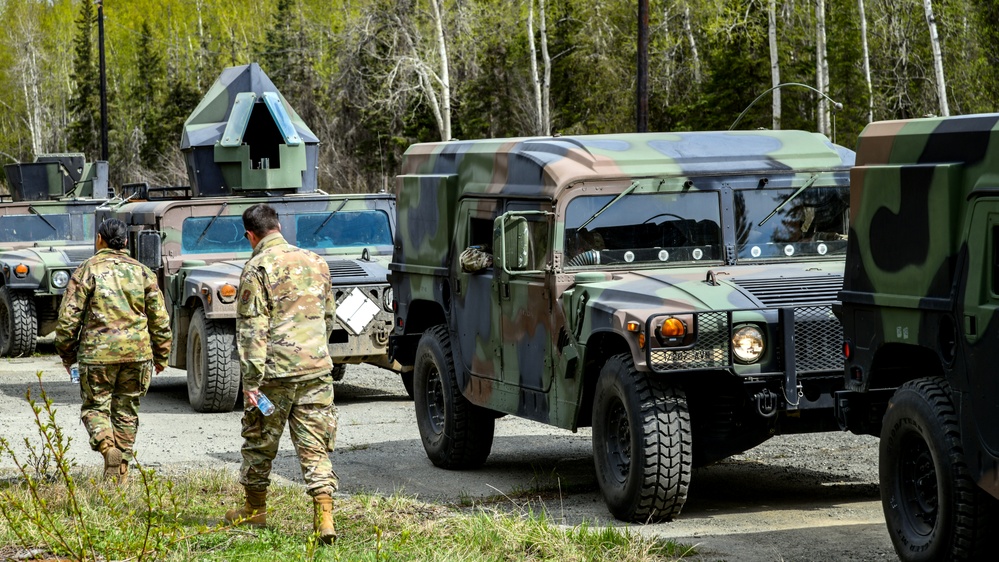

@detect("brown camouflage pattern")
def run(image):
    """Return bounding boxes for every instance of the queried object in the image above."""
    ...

[78,361,153,462]
[54,248,172,369]
[236,232,336,390]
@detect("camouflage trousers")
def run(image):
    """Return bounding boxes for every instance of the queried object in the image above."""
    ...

[239,374,339,497]
[79,361,153,463]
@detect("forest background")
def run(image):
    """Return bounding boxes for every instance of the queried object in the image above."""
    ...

[1,0,997,193]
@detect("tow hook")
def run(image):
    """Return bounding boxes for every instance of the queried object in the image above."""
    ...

[754,388,779,418]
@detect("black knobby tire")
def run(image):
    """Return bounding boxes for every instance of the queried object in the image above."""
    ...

[880,377,999,562]
[331,363,347,382]
[0,286,37,357]
[186,308,240,413]
[592,353,692,522]
[401,372,414,400]
[413,325,494,469]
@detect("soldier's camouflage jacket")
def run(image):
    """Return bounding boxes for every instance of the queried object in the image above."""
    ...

[237,232,336,390]
[55,248,171,368]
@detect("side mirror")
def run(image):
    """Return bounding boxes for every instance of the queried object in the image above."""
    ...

[136,230,162,270]
[504,216,530,270]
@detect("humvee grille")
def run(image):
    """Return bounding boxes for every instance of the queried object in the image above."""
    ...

[329,261,366,278]
[793,305,843,372]
[648,311,732,371]
[730,275,842,307]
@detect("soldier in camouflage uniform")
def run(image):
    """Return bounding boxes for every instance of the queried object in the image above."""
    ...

[54,218,172,484]
[224,203,339,545]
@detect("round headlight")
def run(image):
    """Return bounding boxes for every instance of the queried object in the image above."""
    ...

[732,325,764,363]
[52,270,70,288]
[381,286,394,312]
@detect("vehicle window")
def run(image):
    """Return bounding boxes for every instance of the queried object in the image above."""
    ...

[181,216,251,254]
[735,186,849,261]
[296,210,393,250]
[0,214,73,243]
[564,191,721,267]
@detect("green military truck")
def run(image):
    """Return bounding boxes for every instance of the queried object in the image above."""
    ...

[836,114,999,560]
[101,63,400,413]
[0,154,109,356]
[389,131,855,521]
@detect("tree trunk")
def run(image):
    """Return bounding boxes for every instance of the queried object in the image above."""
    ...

[527,0,543,135]
[430,0,452,140]
[768,0,781,130]
[923,0,950,116]
[858,0,874,123]
[539,0,552,135]
[815,0,829,135]
[683,4,701,84]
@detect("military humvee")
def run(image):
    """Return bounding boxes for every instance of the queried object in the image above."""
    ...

[101,63,400,413]
[0,154,109,356]
[836,114,999,560]
[389,131,855,521]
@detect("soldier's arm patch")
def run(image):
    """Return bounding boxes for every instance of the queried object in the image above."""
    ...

[240,288,252,305]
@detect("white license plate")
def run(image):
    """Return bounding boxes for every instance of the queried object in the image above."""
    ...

[661,349,710,363]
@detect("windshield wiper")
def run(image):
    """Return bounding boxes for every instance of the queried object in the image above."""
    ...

[195,202,228,245]
[313,199,350,235]
[28,205,57,231]
[576,181,640,232]
[758,174,819,227]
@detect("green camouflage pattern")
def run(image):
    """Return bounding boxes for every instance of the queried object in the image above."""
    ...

[837,113,999,501]
[54,248,172,369]
[238,374,338,496]
[78,360,153,463]
[392,130,855,464]
[237,232,336,390]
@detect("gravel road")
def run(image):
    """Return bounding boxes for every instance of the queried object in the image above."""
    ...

[0,345,898,561]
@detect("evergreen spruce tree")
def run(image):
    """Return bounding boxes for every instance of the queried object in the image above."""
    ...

[68,0,99,158]
[134,21,167,169]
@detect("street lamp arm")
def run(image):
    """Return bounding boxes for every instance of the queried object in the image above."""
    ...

[729,82,843,131]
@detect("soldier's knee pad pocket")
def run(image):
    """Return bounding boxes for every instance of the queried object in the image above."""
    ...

[241,409,264,440]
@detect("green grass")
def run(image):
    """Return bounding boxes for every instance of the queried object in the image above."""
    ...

[0,467,689,561]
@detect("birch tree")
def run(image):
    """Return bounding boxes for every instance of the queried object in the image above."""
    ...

[922,0,949,116]
[683,3,701,85]
[858,0,873,123]
[815,0,830,135]
[768,0,780,130]
[527,0,543,134]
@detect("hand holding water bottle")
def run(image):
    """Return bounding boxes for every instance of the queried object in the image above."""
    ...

[247,389,275,416]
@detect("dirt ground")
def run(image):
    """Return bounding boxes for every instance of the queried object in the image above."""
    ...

[0,346,898,561]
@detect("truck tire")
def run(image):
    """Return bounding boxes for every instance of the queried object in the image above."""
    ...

[880,377,999,562]
[414,325,494,469]
[331,363,347,381]
[0,286,36,357]
[401,372,414,399]
[186,308,240,413]
[592,353,692,522]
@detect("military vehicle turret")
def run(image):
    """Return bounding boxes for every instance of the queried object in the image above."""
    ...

[0,154,109,356]
[101,63,400,412]
[389,131,855,522]
[836,114,999,560]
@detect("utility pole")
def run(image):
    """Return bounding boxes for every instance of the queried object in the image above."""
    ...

[97,0,109,161]
[637,0,649,132]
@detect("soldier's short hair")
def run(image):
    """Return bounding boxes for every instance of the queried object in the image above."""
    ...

[98,218,127,250]
[243,204,280,237]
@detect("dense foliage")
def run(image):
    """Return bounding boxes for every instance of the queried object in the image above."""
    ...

[0,0,995,192]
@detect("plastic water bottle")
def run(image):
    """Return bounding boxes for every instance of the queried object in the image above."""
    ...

[70,366,80,384]
[256,392,275,416]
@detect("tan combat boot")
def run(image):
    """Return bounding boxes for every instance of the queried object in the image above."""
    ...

[224,488,267,527]
[118,462,129,485]
[97,440,122,483]
[313,493,336,544]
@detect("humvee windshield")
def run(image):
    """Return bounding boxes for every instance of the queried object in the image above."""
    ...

[0,214,74,243]
[180,210,394,254]
[296,210,393,251]
[563,185,849,267]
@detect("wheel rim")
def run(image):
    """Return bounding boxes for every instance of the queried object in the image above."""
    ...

[604,399,632,485]
[898,432,937,536]
[425,363,445,436]
[190,331,204,394]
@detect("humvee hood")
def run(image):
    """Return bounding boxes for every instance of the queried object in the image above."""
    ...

[327,257,389,285]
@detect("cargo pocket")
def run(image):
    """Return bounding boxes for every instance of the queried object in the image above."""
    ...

[241,408,264,441]
[324,405,339,451]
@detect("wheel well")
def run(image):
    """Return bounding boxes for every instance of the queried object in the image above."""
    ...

[403,299,446,335]
[868,343,945,389]
[576,330,631,427]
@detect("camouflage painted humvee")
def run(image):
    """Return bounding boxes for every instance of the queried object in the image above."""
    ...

[389,131,855,522]
[0,154,109,356]
[100,63,400,413]
[835,114,999,560]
